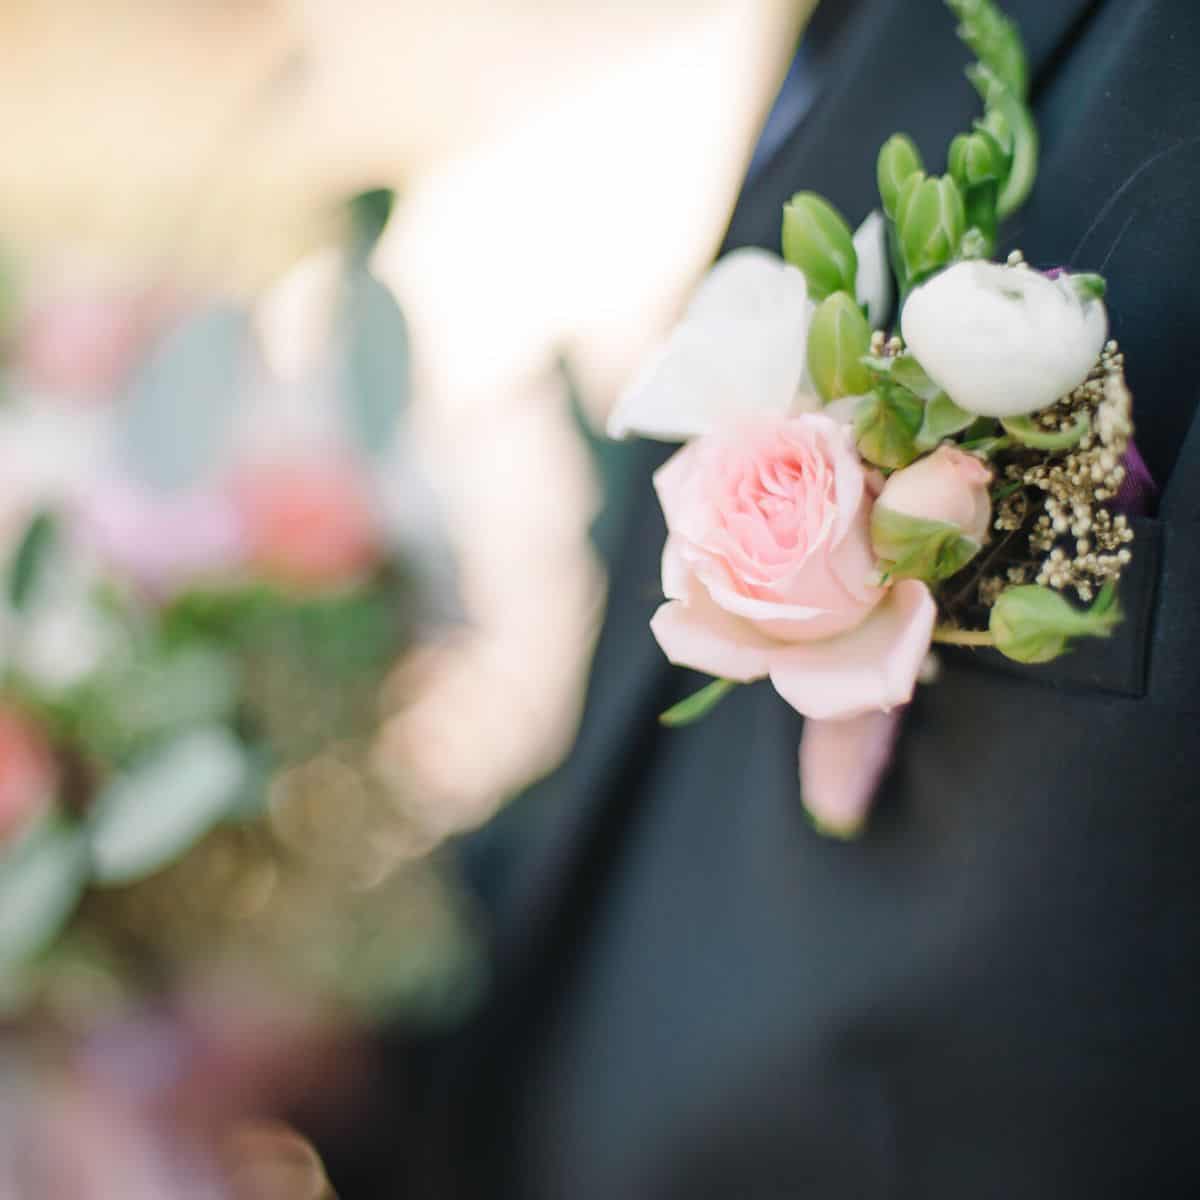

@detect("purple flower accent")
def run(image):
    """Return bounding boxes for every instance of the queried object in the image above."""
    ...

[1113,440,1157,517]
[79,478,248,598]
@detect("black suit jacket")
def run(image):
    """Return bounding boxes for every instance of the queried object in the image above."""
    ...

[433,2,1200,1196]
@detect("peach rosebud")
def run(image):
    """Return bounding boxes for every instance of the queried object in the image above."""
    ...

[876,445,992,541]
[235,459,379,590]
[870,446,991,582]
[18,290,167,399]
[0,708,57,842]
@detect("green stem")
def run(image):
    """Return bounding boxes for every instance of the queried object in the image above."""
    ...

[659,678,737,727]
[932,627,996,647]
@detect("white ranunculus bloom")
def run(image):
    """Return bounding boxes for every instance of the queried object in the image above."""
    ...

[853,209,892,330]
[901,261,1108,418]
[607,248,815,442]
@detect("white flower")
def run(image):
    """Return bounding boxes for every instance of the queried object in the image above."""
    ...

[852,209,892,330]
[609,215,891,443]
[607,248,814,442]
[901,261,1108,418]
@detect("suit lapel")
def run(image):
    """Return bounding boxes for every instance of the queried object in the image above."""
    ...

[480,0,1108,1020]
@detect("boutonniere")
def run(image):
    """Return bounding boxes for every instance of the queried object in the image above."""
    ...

[609,0,1144,837]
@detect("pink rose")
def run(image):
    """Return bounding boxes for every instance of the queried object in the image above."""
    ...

[80,478,248,598]
[18,289,172,399]
[235,459,380,590]
[651,414,936,834]
[0,708,57,843]
[875,445,992,542]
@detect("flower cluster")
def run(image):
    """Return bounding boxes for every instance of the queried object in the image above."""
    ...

[0,192,454,984]
[609,0,1138,835]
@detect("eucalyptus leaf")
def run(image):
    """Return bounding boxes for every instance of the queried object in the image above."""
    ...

[854,386,925,470]
[340,268,411,458]
[89,726,249,884]
[990,582,1122,664]
[916,391,975,450]
[7,511,57,612]
[1001,411,1090,451]
[861,353,942,403]
[0,818,89,968]
[76,643,240,759]
[117,307,246,491]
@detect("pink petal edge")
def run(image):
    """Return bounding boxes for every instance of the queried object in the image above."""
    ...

[799,708,904,838]
[767,580,936,720]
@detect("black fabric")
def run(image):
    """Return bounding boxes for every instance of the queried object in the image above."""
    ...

[432,2,1200,1197]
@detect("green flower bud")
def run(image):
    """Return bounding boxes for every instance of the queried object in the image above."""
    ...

[948,130,1006,258]
[948,130,1005,189]
[968,63,1038,220]
[897,174,966,282]
[989,582,1122,664]
[974,109,1014,166]
[876,134,923,220]
[781,192,858,300]
[807,292,872,402]
[870,506,981,583]
[853,385,924,470]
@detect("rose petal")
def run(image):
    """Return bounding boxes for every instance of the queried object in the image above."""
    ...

[767,580,936,719]
[650,569,775,683]
[661,536,690,601]
[799,708,903,837]
[607,249,813,441]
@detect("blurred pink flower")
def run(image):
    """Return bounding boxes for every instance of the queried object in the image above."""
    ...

[80,478,248,597]
[0,708,57,842]
[18,290,170,399]
[235,459,379,590]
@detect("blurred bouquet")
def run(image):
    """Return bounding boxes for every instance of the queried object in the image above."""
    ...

[0,194,474,1019]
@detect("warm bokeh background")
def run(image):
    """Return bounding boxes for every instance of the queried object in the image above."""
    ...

[0,1,816,1191]
[0,0,812,831]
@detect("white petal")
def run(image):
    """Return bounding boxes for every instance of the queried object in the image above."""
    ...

[608,249,813,441]
[853,210,892,330]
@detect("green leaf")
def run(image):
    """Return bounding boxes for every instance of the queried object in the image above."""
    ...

[89,727,250,884]
[871,505,982,582]
[340,268,411,458]
[916,391,975,450]
[7,511,58,612]
[945,0,1029,98]
[1000,411,1090,451]
[1070,273,1107,302]
[75,643,240,760]
[990,582,1122,664]
[0,818,89,969]
[117,307,246,491]
[968,63,1038,221]
[659,678,736,728]
[349,188,396,260]
[808,292,872,402]
[854,386,925,470]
